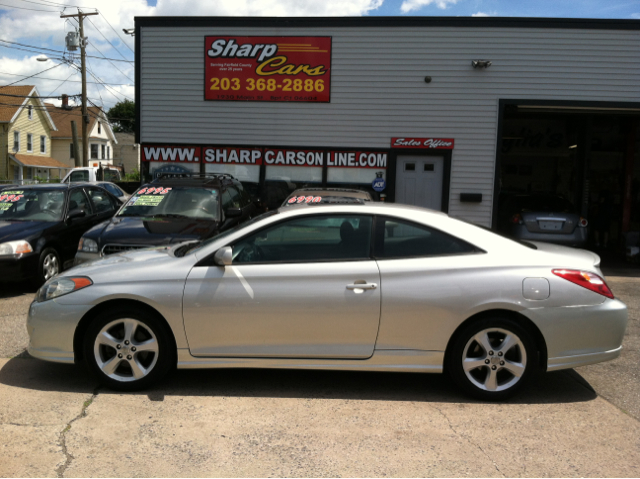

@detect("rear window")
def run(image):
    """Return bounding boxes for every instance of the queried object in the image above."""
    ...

[513,195,575,213]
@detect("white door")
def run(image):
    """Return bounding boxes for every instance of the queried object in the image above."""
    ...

[396,156,444,210]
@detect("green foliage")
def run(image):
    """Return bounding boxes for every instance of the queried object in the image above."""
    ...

[107,100,135,133]
[123,169,140,181]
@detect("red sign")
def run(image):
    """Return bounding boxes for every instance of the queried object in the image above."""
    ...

[327,151,388,168]
[204,147,263,165]
[205,36,331,102]
[142,146,202,163]
[391,138,455,149]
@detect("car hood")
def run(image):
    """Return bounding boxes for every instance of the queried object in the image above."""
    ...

[529,241,601,270]
[98,216,221,246]
[0,220,53,243]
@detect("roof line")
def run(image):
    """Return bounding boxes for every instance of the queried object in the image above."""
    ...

[134,16,640,31]
[7,86,58,131]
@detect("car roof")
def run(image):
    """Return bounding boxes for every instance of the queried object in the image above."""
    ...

[6,183,72,190]
[288,188,373,199]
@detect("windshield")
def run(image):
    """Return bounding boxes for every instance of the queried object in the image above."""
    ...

[0,189,66,222]
[118,186,221,221]
[183,210,279,256]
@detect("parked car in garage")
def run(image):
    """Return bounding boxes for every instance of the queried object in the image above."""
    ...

[75,174,257,264]
[29,203,626,400]
[283,188,373,206]
[0,184,120,285]
[498,193,588,246]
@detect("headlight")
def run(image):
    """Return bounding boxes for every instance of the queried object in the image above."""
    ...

[78,237,98,253]
[0,240,33,256]
[36,277,93,302]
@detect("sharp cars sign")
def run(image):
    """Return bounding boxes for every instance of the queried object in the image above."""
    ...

[205,36,332,102]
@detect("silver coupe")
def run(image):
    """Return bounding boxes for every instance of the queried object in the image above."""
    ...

[27,203,627,400]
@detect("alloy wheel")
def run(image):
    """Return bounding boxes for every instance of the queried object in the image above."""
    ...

[93,318,159,382]
[461,327,527,392]
[42,253,59,281]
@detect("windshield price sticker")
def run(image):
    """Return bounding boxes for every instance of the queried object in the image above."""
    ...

[136,187,172,195]
[287,196,322,204]
[0,203,12,210]
[129,195,165,207]
[0,194,24,202]
[205,36,331,103]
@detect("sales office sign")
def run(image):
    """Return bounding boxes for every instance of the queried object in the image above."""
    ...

[205,36,332,102]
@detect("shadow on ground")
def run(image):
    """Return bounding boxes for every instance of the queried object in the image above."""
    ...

[0,356,597,405]
[0,281,37,299]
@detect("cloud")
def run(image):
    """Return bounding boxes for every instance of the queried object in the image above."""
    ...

[400,0,457,13]
[0,0,384,110]
[472,11,490,17]
[630,13,640,19]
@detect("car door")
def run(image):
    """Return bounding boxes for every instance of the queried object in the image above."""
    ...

[86,187,118,225]
[183,213,381,358]
[59,187,95,260]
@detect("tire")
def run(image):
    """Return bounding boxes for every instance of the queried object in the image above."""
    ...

[83,307,175,391]
[32,247,61,287]
[446,317,536,401]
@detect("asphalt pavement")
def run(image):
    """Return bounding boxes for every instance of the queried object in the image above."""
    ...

[0,278,638,477]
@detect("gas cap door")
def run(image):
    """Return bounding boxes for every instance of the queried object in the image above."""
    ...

[523,278,550,300]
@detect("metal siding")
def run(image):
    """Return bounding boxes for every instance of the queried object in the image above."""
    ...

[139,25,640,226]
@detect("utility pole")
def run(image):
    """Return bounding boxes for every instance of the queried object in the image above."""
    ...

[60,9,98,167]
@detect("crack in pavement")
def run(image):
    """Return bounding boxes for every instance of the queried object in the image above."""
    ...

[55,386,101,478]
[430,404,506,478]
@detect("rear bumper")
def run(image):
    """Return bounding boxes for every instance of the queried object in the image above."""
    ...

[523,298,628,371]
[508,226,588,246]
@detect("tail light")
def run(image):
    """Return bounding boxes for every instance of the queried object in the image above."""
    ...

[579,217,588,227]
[510,213,523,225]
[552,269,614,299]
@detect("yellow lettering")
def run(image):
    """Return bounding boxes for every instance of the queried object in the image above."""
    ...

[256,56,327,77]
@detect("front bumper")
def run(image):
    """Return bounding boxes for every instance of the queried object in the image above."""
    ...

[74,251,101,266]
[0,253,39,281]
[27,298,94,364]
[523,298,628,371]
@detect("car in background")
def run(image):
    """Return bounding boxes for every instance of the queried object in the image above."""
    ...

[498,193,588,247]
[75,174,257,264]
[283,188,374,207]
[62,166,122,183]
[29,203,626,400]
[83,181,130,204]
[0,184,120,284]
[1,184,19,192]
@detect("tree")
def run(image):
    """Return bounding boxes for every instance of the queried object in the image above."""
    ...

[107,100,135,133]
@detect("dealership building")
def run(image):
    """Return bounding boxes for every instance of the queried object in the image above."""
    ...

[135,16,640,240]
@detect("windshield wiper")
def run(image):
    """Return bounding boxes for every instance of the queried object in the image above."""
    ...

[148,214,191,219]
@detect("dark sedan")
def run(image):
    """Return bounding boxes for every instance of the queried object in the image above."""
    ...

[0,184,120,284]
[75,174,257,263]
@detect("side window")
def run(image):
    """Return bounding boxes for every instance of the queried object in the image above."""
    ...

[233,215,373,264]
[235,181,251,207]
[68,189,91,214]
[221,189,233,210]
[222,187,241,210]
[103,183,122,197]
[87,187,115,214]
[69,170,89,182]
[376,217,477,259]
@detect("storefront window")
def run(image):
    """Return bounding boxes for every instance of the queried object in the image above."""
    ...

[265,165,322,209]
[327,167,386,200]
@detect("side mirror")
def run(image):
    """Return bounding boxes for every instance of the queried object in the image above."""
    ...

[213,246,232,266]
[66,208,86,222]
[225,207,242,218]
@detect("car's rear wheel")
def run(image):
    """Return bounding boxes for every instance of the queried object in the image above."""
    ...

[447,317,536,401]
[83,308,174,391]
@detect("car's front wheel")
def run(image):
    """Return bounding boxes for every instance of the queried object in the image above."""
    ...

[447,317,536,401]
[83,308,174,391]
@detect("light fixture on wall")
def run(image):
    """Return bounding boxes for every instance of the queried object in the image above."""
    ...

[472,60,492,69]
[568,144,578,149]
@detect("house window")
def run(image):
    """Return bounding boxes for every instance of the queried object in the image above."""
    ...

[91,144,98,159]
[25,167,33,180]
[69,143,74,159]
[98,122,101,134]
[40,136,46,154]
[28,105,33,120]
[27,134,33,152]
[106,146,110,159]
[101,144,105,159]
[13,131,19,151]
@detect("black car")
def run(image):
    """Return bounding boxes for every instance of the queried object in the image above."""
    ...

[75,174,257,263]
[0,184,121,284]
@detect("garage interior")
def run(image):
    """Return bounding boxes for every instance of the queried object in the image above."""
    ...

[496,102,640,263]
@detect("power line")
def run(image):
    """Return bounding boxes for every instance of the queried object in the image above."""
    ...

[96,9,134,54]
[46,71,76,96]
[86,17,130,62]
[0,2,58,12]
[21,0,82,7]
[0,63,64,88]
[87,40,133,83]
[85,67,133,102]
[0,91,79,99]
[0,38,133,63]
[0,70,132,86]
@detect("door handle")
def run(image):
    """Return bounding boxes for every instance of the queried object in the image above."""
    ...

[346,283,377,290]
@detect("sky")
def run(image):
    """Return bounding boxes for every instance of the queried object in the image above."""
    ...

[0,0,639,111]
